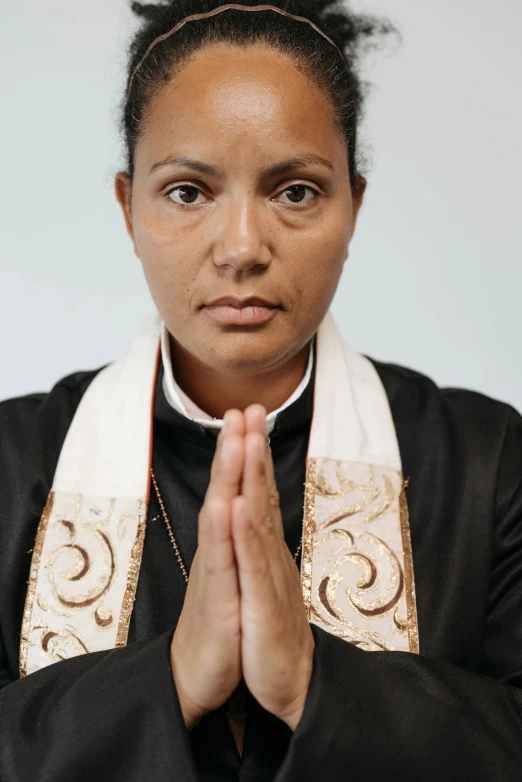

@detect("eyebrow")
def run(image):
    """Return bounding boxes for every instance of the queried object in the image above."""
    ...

[148,153,335,177]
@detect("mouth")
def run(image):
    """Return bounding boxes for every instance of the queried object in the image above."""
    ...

[203,296,281,326]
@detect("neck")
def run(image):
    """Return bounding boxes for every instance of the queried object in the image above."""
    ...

[170,338,311,419]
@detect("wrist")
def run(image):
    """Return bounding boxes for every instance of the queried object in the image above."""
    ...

[170,641,206,731]
[277,640,314,731]
[177,687,205,731]
[279,693,307,732]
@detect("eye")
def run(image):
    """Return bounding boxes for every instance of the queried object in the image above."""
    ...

[276,184,318,206]
[167,184,207,206]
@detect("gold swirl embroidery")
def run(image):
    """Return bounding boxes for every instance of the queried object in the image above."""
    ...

[48,529,115,609]
[59,519,75,537]
[315,530,404,621]
[22,493,148,675]
[318,574,342,620]
[94,605,114,629]
[36,594,72,619]
[316,464,376,498]
[301,460,419,656]
[346,532,403,617]
[319,473,396,530]
[394,607,408,635]
[309,604,392,651]
[32,623,92,662]
[57,544,90,581]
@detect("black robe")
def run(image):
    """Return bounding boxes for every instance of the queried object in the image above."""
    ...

[1,356,522,781]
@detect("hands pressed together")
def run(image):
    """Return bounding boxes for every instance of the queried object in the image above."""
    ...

[170,404,315,733]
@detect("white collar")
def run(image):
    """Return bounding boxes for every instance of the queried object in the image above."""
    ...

[160,322,315,434]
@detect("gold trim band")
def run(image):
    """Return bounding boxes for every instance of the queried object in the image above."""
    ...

[115,501,147,647]
[399,482,419,654]
[301,458,317,619]
[19,493,56,677]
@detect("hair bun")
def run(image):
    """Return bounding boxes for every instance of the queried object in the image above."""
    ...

[131,2,164,20]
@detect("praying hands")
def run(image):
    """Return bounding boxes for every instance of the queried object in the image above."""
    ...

[170,404,315,733]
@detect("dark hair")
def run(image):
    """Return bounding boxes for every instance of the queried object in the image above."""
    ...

[121,0,397,194]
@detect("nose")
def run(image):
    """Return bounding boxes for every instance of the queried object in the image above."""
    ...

[212,195,272,272]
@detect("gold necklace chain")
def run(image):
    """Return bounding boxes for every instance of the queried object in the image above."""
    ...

[150,468,301,584]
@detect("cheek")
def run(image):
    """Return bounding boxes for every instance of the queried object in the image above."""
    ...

[133,212,197,302]
[287,219,349,309]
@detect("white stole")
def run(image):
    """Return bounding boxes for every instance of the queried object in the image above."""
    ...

[20,312,418,677]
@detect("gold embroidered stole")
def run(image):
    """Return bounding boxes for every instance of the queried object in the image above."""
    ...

[302,461,418,653]
[20,319,160,677]
[20,312,418,677]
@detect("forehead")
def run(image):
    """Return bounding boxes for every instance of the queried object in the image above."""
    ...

[137,43,345,169]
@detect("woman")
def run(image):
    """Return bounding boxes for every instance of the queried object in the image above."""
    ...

[1,1,522,780]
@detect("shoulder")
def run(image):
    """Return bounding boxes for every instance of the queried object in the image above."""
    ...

[0,367,104,486]
[1,367,104,430]
[0,368,106,610]
[1,367,103,406]
[371,357,519,430]
[369,358,522,481]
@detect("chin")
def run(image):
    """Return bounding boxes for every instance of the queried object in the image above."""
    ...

[200,332,292,373]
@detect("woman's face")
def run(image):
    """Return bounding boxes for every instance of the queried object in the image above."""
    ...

[116,43,364,374]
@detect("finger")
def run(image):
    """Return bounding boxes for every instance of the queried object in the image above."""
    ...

[221,408,246,439]
[242,430,276,537]
[263,438,285,538]
[244,404,268,437]
[190,496,240,628]
[208,409,245,497]
[211,408,244,476]
[244,432,287,549]
[243,404,284,536]
[204,496,238,587]
[209,433,244,500]
[200,431,244,542]
[231,495,277,605]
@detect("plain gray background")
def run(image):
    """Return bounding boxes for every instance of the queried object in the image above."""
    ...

[1,0,521,408]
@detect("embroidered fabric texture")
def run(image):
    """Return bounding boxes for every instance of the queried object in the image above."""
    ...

[300,459,419,654]
[21,492,146,677]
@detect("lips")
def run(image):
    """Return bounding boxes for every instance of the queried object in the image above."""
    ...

[203,297,281,326]
[205,296,279,309]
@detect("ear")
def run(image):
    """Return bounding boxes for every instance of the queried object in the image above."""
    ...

[114,172,138,255]
[342,175,367,263]
[351,175,367,234]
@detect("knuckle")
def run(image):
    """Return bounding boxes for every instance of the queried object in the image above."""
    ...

[254,556,271,580]
[204,561,219,578]
[259,512,275,535]
[204,557,230,579]
[269,485,280,508]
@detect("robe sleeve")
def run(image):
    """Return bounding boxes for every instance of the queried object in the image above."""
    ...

[0,629,199,782]
[0,387,198,781]
[276,408,522,781]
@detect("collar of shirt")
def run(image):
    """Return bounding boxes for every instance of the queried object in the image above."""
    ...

[160,323,315,435]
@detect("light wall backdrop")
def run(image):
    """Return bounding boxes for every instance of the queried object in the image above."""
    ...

[1,0,521,408]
